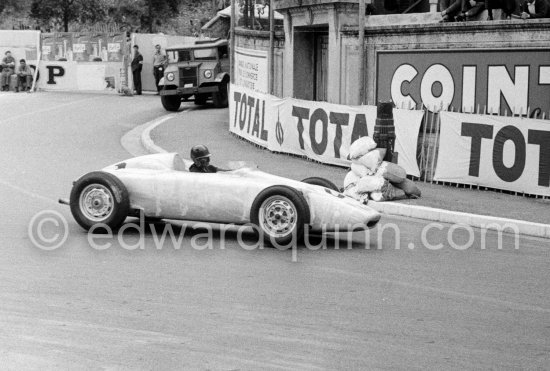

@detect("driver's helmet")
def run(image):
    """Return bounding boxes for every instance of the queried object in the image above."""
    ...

[190,144,211,161]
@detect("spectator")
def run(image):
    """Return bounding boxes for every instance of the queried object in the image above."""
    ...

[440,0,463,21]
[456,0,485,20]
[1,51,16,91]
[131,45,143,95]
[152,44,167,95]
[15,59,33,92]
[486,0,516,19]
[520,0,550,18]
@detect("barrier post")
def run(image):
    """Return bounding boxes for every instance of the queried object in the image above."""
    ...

[373,101,397,163]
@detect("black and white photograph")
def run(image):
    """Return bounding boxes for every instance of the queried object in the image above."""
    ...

[0,0,549,369]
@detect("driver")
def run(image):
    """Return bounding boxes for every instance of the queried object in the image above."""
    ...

[189,144,221,173]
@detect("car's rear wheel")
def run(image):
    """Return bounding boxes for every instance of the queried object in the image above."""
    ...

[194,93,207,105]
[70,171,129,232]
[161,94,181,111]
[212,81,228,108]
[250,185,310,249]
[301,177,339,192]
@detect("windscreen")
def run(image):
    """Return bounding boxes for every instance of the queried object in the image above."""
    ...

[193,48,216,60]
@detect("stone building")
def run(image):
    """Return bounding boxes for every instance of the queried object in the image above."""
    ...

[233,0,550,116]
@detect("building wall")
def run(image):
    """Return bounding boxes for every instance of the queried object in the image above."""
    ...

[341,19,550,109]
[235,6,550,113]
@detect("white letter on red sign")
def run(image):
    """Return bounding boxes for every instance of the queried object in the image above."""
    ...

[420,64,454,112]
[391,64,418,109]
[487,66,528,115]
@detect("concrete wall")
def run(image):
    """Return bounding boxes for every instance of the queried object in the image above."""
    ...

[341,18,550,107]
[236,1,550,112]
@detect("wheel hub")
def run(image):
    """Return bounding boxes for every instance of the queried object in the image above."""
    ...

[80,184,114,221]
[261,198,297,237]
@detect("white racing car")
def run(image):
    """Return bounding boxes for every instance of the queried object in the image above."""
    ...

[60,153,381,246]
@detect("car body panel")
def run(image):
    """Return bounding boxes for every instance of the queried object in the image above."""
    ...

[100,153,381,231]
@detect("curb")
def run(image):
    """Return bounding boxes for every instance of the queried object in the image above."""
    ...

[140,114,175,154]
[139,115,550,240]
[368,201,550,239]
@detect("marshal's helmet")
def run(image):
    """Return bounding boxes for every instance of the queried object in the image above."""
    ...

[190,144,211,161]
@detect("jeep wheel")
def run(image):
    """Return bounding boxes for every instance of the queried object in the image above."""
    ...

[161,95,181,111]
[194,94,207,105]
[213,81,228,108]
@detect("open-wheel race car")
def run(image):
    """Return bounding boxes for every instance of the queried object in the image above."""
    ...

[60,153,381,247]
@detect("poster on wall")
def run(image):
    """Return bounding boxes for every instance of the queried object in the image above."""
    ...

[434,112,550,196]
[0,30,40,65]
[229,84,424,176]
[235,46,268,94]
[376,49,550,117]
[40,33,126,62]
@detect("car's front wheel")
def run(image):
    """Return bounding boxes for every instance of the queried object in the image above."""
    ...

[250,185,310,249]
[70,171,130,232]
[161,94,181,111]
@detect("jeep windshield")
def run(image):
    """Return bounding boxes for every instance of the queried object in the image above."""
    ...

[193,48,217,60]
[169,48,217,62]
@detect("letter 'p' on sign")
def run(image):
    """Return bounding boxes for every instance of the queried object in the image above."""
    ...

[46,66,65,84]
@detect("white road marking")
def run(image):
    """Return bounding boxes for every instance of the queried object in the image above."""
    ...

[0,95,104,124]
[317,266,550,314]
[0,179,57,204]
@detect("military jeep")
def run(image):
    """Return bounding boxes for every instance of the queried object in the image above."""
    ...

[159,38,230,111]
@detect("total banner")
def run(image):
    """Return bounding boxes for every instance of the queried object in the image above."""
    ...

[229,84,424,176]
[434,112,550,196]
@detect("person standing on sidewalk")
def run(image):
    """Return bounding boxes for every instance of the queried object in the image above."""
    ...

[1,51,16,91]
[131,45,143,95]
[152,44,167,95]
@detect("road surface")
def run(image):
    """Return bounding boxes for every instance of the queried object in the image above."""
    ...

[0,92,548,370]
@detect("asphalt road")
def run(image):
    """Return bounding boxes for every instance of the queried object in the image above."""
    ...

[0,92,548,370]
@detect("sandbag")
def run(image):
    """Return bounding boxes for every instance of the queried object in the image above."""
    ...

[351,162,371,178]
[343,184,361,199]
[356,174,385,193]
[349,136,377,160]
[344,171,361,188]
[356,148,386,173]
[376,161,406,184]
[394,178,422,198]
[368,180,406,201]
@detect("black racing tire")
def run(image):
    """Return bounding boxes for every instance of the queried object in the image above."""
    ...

[161,94,181,111]
[69,171,130,232]
[301,177,339,192]
[212,81,228,108]
[250,185,310,249]
[194,93,207,105]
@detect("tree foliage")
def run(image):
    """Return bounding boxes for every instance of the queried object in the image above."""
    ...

[30,0,107,32]
[17,0,212,33]
[106,0,180,33]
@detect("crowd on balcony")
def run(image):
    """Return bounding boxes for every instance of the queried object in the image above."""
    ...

[440,0,550,21]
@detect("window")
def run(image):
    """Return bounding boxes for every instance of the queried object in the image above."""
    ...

[177,50,191,62]
[194,48,217,60]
